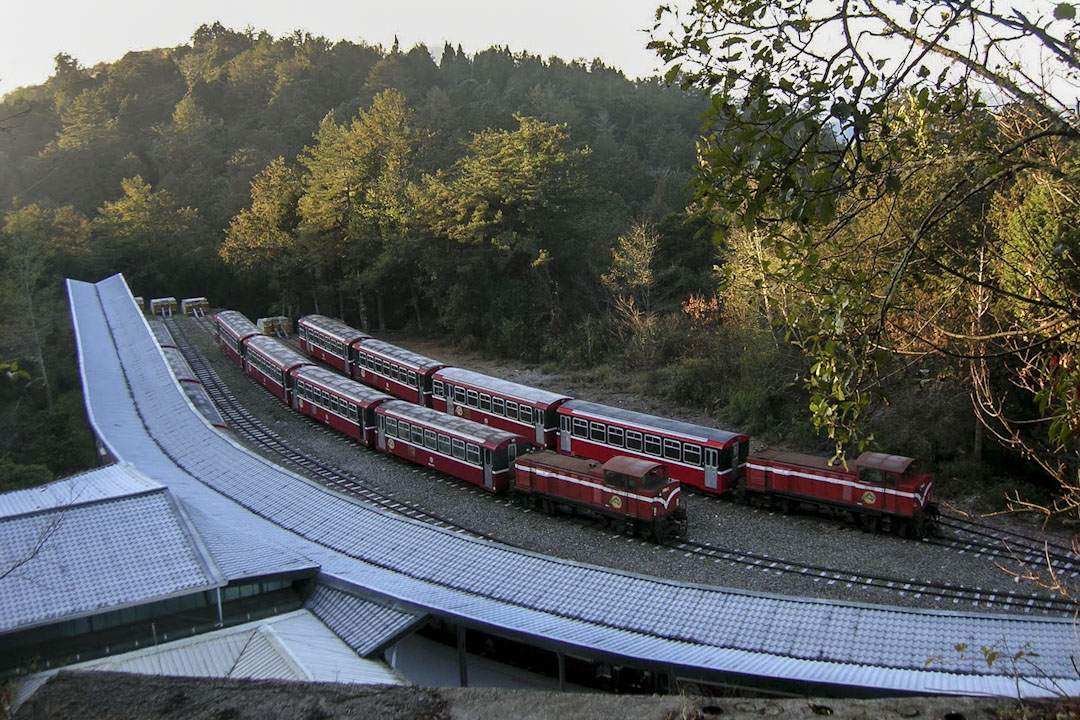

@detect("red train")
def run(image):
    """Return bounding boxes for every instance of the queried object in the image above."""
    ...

[216,311,687,540]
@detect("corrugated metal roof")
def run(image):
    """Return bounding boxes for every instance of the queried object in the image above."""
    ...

[298,314,369,344]
[0,462,160,519]
[0,465,224,633]
[381,400,524,446]
[246,335,313,371]
[358,339,445,372]
[306,581,425,657]
[562,399,747,445]
[17,610,404,685]
[64,273,1080,698]
[214,310,259,341]
[435,367,572,406]
[293,365,394,405]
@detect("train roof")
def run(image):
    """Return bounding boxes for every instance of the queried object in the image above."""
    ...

[356,339,445,372]
[293,365,394,405]
[214,310,259,339]
[518,450,666,480]
[378,400,526,446]
[298,314,369,344]
[245,335,313,370]
[434,367,572,406]
[856,452,916,474]
[561,399,747,445]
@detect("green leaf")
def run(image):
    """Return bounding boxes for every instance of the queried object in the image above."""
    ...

[1054,3,1076,20]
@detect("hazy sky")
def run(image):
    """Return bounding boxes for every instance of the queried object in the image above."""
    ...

[2,0,673,97]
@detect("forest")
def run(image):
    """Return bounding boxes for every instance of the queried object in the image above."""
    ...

[1,5,1078,528]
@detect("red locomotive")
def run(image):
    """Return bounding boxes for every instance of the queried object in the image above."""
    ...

[513,450,686,541]
[224,310,939,538]
[744,450,936,537]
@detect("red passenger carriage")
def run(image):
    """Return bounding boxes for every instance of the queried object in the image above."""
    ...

[375,400,531,493]
[214,310,259,367]
[513,451,686,541]
[292,366,394,447]
[243,335,313,403]
[352,340,446,406]
[431,367,571,447]
[744,450,937,537]
[297,314,369,374]
[557,400,749,495]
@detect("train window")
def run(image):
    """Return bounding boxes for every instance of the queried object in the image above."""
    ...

[466,443,481,465]
[506,401,519,420]
[392,365,403,382]
[684,444,702,467]
[479,393,492,411]
[605,471,626,489]
[409,371,419,388]
[438,434,451,455]
[640,468,666,491]
[520,406,534,424]
[433,380,445,398]
[720,446,733,469]
[607,426,624,447]
[424,429,437,450]
[590,422,606,443]
[704,447,718,468]
[349,404,358,421]
[411,425,424,445]
[626,430,643,451]
[467,389,479,407]
[663,438,681,461]
[454,386,467,404]
[493,397,505,415]
[452,437,466,460]
[572,418,588,438]
[860,468,884,485]
[644,434,662,456]
[397,420,409,439]
[330,396,339,414]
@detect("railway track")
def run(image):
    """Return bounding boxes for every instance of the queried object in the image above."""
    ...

[931,513,1080,579]
[163,315,1076,615]
[164,316,496,539]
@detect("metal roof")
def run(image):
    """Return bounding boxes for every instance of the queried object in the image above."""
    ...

[246,335,313,371]
[306,580,426,657]
[0,464,224,634]
[214,310,259,340]
[434,366,572,406]
[357,339,446,372]
[562,399,748,446]
[380,400,526,446]
[298,314,369,344]
[17,610,404,685]
[64,273,1080,698]
[293,365,395,405]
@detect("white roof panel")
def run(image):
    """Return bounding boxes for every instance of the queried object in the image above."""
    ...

[64,273,1080,698]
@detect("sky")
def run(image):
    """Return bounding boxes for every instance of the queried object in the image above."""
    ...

[1,0,674,97]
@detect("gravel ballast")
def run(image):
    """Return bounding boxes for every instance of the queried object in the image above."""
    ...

[179,317,1073,616]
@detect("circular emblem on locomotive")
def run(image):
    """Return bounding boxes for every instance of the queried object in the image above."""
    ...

[387,439,395,450]
[455,406,463,416]
[608,496,623,509]
[860,491,876,505]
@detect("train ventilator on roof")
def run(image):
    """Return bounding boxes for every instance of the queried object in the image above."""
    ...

[257,316,293,337]
[181,297,210,317]
[149,297,178,317]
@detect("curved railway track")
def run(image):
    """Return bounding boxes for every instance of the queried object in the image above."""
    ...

[164,316,496,540]
[163,315,1076,616]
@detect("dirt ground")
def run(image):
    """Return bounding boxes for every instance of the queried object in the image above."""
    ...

[12,670,1060,720]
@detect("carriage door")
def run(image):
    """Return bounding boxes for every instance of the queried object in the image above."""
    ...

[534,408,545,445]
[704,447,719,490]
[376,415,386,451]
[483,449,493,489]
[559,415,572,452]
